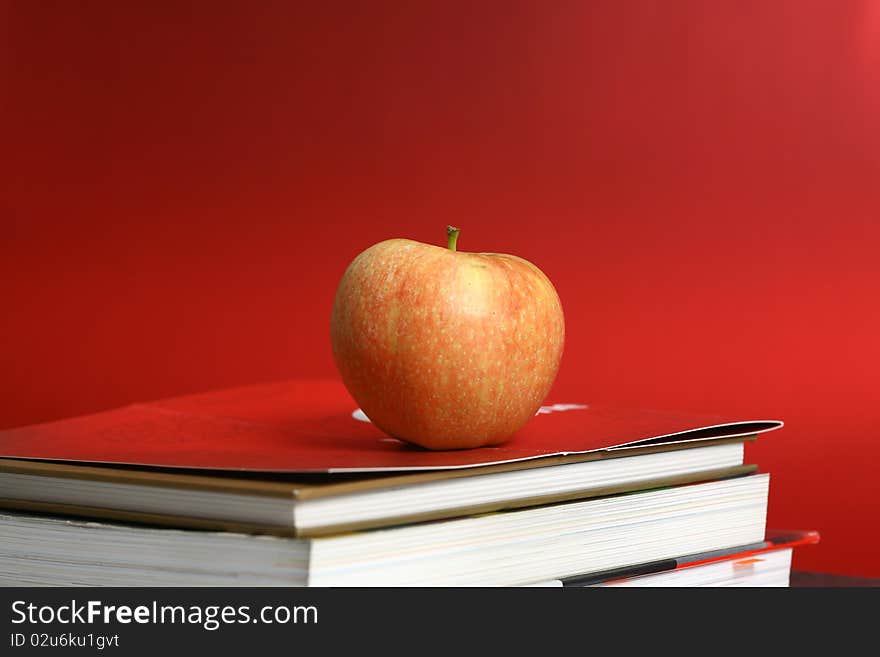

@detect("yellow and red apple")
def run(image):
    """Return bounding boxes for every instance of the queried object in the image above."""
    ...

[330,227,564,450]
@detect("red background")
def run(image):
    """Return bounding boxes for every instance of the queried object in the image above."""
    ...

[2,1,878,576]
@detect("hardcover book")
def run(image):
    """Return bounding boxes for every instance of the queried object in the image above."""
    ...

[0,474,771,587]
[0,379,781,535]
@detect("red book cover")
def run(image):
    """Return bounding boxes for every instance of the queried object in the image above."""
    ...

[561,530,821,586]
[679,529,822,571]
[0,379,782,473]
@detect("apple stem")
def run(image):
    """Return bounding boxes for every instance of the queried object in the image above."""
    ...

[446,226,460,251]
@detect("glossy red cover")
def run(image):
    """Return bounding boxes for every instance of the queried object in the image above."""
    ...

[0,379,782,472]
[587,529,821,586]
[680,529,822,571]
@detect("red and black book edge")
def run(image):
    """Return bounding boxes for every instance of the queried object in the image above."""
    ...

[560,530,820,586]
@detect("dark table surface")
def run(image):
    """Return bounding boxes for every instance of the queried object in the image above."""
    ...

[790,571,880,587]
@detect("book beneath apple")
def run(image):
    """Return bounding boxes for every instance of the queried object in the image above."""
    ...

[0,474,772,586]
[0,378,781,472]
[0,379,781,536]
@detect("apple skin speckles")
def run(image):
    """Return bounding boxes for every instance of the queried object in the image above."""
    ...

[330,237,564,450]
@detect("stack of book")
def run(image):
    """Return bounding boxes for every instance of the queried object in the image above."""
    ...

[0,380,817,586]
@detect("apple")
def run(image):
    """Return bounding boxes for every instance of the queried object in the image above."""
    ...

[330,227,565,450]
